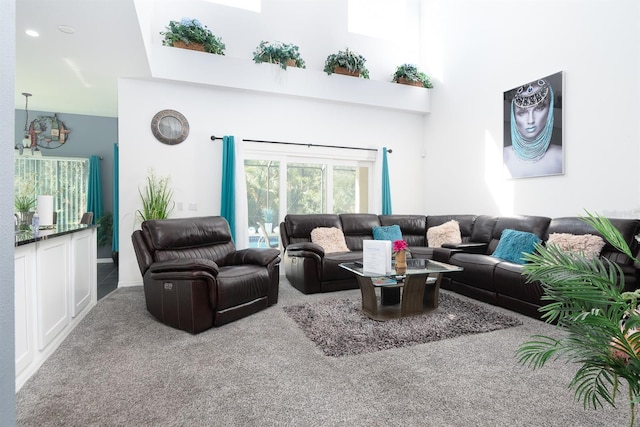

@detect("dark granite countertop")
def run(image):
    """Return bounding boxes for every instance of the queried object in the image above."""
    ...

[15,223,98,247]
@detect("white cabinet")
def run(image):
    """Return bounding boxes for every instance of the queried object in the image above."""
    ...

[36,236,70,350]
[71,231,95,317]
[15,226,97,391]
[14,246,34,377]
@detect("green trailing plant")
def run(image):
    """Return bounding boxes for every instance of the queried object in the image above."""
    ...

[252,40,306,70]
[392,63,433,88]
[323,48,370,79]
[517,211,640,426]
[136,170,175,222]
[160,18,226,55]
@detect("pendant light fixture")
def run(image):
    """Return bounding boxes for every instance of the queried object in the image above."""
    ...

[21,92,32,148]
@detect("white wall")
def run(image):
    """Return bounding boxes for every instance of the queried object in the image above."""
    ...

[1,0,16,421]
[420,0,640,217]
[118,79,425,286]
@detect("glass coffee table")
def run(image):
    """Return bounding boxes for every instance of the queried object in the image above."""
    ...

[340,258,463,321]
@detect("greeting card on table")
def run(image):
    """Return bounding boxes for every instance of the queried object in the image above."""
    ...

[363,240,392,275]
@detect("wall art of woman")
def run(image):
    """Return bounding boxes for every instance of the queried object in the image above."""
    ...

[503,72,563,179]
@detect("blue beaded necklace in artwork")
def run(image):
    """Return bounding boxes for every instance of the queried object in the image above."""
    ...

[510,85,555,162]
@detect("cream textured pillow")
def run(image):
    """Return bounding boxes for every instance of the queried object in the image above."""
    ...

[427,220,462,248]
[310,227,350,253]
[546,233,606,258]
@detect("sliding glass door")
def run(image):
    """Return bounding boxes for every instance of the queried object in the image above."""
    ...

[244,147,375,248]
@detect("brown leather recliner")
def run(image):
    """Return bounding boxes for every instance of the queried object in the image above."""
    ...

[132,216,280,333]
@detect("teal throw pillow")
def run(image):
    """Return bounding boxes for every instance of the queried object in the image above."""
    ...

[372,224,403,242]
[492,229,541,264]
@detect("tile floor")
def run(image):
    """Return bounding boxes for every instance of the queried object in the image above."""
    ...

[97,262,119,300]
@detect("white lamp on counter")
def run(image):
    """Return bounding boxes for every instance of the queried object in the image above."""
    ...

[36,195,54,228]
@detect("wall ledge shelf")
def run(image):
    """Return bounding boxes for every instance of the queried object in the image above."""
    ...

[148,45,431,114]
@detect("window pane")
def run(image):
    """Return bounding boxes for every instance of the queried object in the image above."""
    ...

[244,160,280,248]
[287,163,327,214]
[333,166,356,213]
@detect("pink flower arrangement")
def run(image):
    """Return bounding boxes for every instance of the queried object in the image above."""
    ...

[393,239,408,253]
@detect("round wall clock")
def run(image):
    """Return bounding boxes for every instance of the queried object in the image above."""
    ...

[150,109,189,145]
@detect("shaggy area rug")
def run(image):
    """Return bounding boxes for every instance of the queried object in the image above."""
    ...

[283,293,523,357]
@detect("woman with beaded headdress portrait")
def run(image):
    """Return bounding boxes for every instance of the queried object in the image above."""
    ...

[503,74,563,178]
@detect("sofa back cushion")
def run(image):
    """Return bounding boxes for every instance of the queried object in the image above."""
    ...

[489,215,551,253]
[282,214,341,246]
[142,216,236,264]
[469,215,498,244]
[340,213,381,250]
[380,215,427,247]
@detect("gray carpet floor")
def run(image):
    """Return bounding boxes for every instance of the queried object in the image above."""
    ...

[16,279,632,426]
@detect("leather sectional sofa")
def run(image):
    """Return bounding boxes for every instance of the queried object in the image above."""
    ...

[279,213,640,319]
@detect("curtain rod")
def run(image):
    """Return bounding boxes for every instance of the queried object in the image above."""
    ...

[210,136,392,153]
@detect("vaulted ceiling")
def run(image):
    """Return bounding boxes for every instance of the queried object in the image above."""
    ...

[16,0,150,117]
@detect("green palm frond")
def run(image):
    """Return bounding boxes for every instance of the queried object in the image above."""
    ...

[517,212,640,425]
[581,211,639,262]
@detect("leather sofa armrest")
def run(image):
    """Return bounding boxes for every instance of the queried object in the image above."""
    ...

[432,247,462,263]
[225,248,280,266]
[149,258,219,276]
[442,242,488,254]
[286,242,325,257]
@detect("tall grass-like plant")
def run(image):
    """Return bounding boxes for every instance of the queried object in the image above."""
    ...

[136,170,175,222]
[14,194,36,213]
[517,211,640,426]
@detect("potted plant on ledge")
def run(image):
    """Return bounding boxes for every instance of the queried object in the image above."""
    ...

[392,64,433,88]
[253,41,306,70]
[323,48,370,79]
[160,18,226,55]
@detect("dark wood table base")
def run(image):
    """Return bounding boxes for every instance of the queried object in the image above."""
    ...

[357,273,441,321]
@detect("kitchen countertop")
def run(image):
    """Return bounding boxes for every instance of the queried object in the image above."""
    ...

[15,223,98,247]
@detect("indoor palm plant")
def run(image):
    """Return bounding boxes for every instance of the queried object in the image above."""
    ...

[252,40,306,69]
[392,63,433,88]
[160,18,226,55]
[323,48,370,79]
[136,170,175,222]
[517,212,640,426]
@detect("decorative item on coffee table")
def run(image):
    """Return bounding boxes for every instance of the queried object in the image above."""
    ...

[323,48,370,79]
[392,63,433,88]
[252,40,306,70]
[160,18,226,55]
[393,239,408,274]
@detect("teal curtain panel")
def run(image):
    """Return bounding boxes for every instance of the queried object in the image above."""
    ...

[221,136,236,240]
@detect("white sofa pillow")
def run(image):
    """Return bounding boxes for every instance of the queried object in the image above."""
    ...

[427,220,462,248]
[311,227,350,253]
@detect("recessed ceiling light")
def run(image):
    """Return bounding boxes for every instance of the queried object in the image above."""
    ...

[57,25,75,34]
[25,29,39,37]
